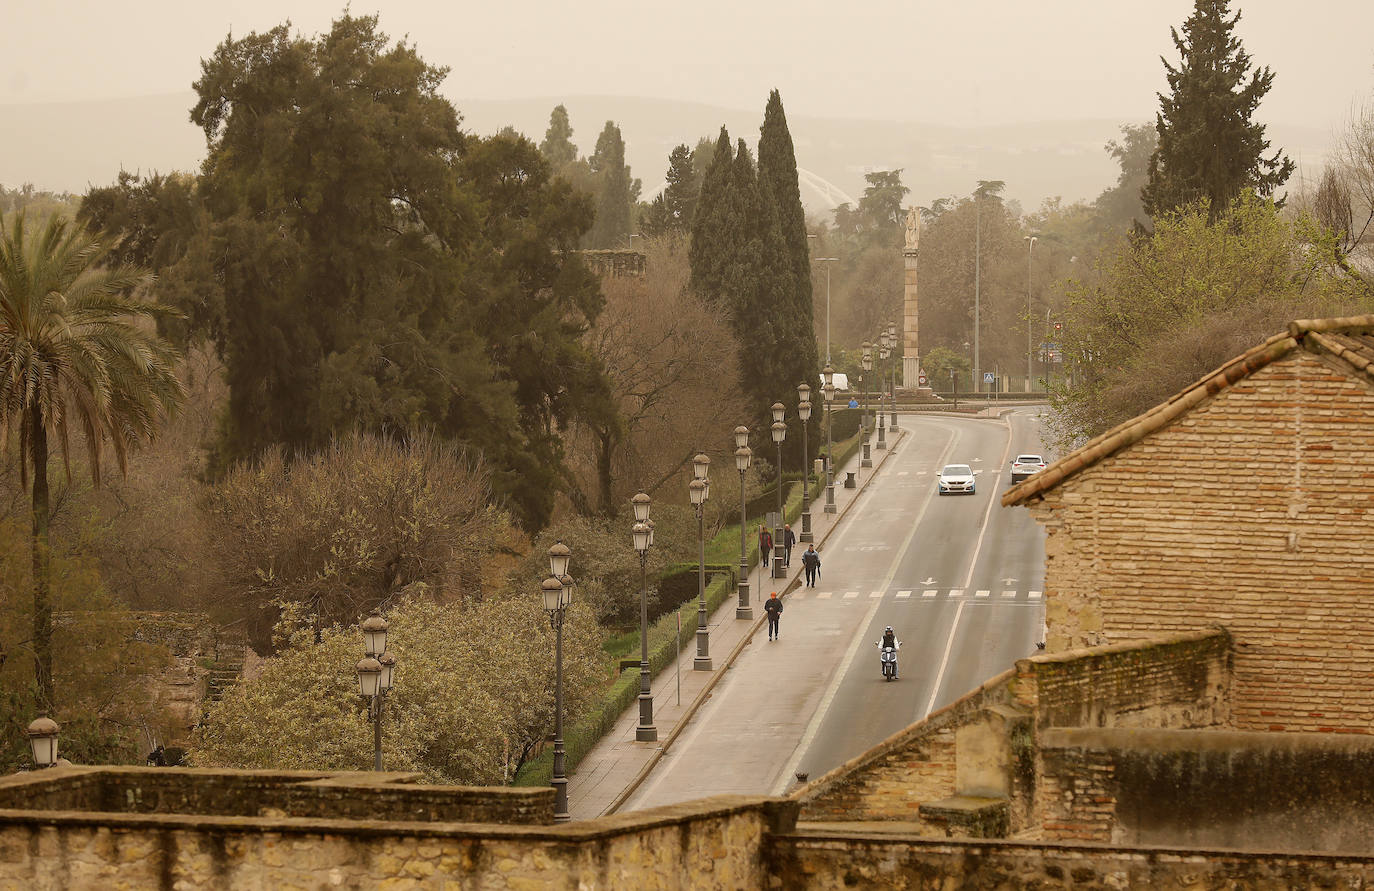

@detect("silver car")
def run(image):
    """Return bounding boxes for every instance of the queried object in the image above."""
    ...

[938,464,976,495]
[1010,454,1046,483]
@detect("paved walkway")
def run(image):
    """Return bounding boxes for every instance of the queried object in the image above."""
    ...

[567,422,910,820]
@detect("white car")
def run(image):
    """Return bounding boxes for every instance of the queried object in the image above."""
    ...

[1010,454,1047,484]
[937,464,976,496]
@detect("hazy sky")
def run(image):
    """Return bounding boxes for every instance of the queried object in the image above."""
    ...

[5,1,1372,131]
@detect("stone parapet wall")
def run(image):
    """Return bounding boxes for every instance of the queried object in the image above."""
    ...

[766,826,1374,889]
[1039,728,1374,852]
[1026,350,1374,733]
[1014,628,1231,730]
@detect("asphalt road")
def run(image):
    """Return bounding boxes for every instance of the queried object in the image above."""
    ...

[624,408,1050,809]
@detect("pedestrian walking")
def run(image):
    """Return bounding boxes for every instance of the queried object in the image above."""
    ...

[802,545,821,587]
[758,524,773,573]
[783,524,796,567]
[764,591,783,640]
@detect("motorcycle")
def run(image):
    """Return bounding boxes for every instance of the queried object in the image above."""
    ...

[875,639,900,681]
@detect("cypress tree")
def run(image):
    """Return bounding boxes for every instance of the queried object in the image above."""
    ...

[688,127,735,303]
[539,104,578,168]
[1142,0,1294,221]
[661,144,697,233]
[586,121,634,249]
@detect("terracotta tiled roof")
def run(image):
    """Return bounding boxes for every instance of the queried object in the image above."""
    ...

[1001,314,1374,507]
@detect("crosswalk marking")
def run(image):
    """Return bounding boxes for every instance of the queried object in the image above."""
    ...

[817,591,832,599]
[949,589,964,598]
[922,589,937,598]
[843,591,859,599]
[1001,590,1016,599]
[1029,591,1042,600]
[869,590,883,599]
[975,589,990,598]
[895,590,912,599]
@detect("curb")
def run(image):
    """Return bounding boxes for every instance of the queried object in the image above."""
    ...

[601,427,908,816]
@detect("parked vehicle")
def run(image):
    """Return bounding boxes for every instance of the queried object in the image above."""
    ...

[1010,454,1047,483]
[938,464,976,495]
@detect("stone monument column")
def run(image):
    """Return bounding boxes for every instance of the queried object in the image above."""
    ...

[901,207,922,390]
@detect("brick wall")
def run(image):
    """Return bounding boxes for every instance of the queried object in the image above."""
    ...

[765,828,1374,889]
[1027,350,1374,732]
[1039,728,1374,852]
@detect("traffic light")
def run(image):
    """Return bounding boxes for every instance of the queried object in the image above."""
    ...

[1053,321,1063,333]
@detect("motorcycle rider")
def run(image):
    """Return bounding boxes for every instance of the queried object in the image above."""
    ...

[880,626,899,679]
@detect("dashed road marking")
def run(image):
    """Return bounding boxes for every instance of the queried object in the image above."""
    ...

[922,589,937,598]
[817,591,832,599]
[975,589,990,598]
[896,590,912,599]
[1001,590,1016,598]
[843,591,859,600]
[949,589,964,598]
[869,590,883,598]
[1029,591,1042,600]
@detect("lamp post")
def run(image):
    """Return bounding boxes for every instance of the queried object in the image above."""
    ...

[876,338,889,450]
[822,364,836,513]
[1025,235,1037,393]
[860,343,873,468]
[770,404,787,579]
[543,540,574,822]
[356,611,395,772]
[886,322,899,430]
[797,383,813,543]
[26,717,59,769]
[690,453,712,671]
[631,493,656,742]
[813,256,838,364]
[734,427,753,619]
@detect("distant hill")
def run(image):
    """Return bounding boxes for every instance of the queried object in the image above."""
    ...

[0,91,1333,216]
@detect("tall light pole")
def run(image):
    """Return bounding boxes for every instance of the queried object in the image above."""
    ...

[356,612,396,772]
[876,337,889,450]
[1025,235,1037,393]
[886,322,899,430]
[974,191,982,393]
[822,365,836,513]
[813,256,839,364]
[631,493,656,742]
[797,382,813,543]
[860,343,873,469]
[543,541,573,823]
[690,453,712,671]
[734,428,753,619]
[770,404,787,579]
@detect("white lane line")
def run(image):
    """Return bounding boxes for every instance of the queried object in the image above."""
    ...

[923,600,967,718]
[922,589,938,598]
[896,590,912,599]
[816,591,832,600]
[975,589,990,598]
[843,591,859,600]
[1029,591,1042,600]
[949,589,964,598]
[869,591,883,599]
[958,423,1018,590]
[1001,590,1016,599]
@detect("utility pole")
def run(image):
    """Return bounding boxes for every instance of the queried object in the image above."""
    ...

[974,192,981,394]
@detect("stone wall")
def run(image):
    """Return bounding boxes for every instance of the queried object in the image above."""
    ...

[1025,349,1374,733]
[1039,728,1374,853]
[766,827,1374,889]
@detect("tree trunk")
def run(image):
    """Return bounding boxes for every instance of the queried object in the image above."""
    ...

[595,427,617,518]
[30,405,53,710]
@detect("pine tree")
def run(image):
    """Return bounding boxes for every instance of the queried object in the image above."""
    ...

[586,121,633,248]
[1142,0,1294,221]
[539,105,578,168]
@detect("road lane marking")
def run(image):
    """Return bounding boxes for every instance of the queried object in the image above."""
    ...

[923,600,967,719]
[817,592,832,599]
[922,589,937,598]
[949,589,964,598]
[958,422,1017,590]
[843,591,859,599]
[1001,590,1016,599]
[975,589,990,598]
[896,590,912,599]
[869,591,883,599]
[1029,591,1042,600]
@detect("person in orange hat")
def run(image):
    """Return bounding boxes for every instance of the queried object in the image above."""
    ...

[764,591,783,641]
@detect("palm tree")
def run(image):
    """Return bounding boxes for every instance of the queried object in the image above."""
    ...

[0,213,185,709]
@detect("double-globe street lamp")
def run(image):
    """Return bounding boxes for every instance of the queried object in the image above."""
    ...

[690,453,712,671]
[734,428,754,619]
[355,612,397,772]
[822,364,836,514]
[631,493,657,742]
[876,336,889,450]
[770,404,787,579]
[860,343,874,469]
[886,322,900,431]
[543,540,574,823]
[797,383,813,543]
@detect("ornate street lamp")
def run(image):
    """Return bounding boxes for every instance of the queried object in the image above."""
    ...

[356,611,396,772]
[770,404,787,580]
[27,717,59,769]
[887,322,900,430]
[631,494,656,742]
[797,383,814,543]
[734,433,753,619]
[876,338,889,450]
[861,343,874,469]
[543,538,575,822]
[822,364,836,514]
[690,452,712,671]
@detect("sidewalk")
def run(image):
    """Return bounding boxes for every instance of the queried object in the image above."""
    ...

[566,423,909,820]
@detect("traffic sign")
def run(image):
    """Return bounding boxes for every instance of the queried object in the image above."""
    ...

[983,372,995,384]
[917,372,928,386]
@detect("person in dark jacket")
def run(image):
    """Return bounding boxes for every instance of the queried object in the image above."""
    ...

[783,524,796,567]
[764,591,783,640]
[758,524,773,572]
[802,545,821,587]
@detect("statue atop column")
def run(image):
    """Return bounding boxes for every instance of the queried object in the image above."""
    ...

[904,206,919,251]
